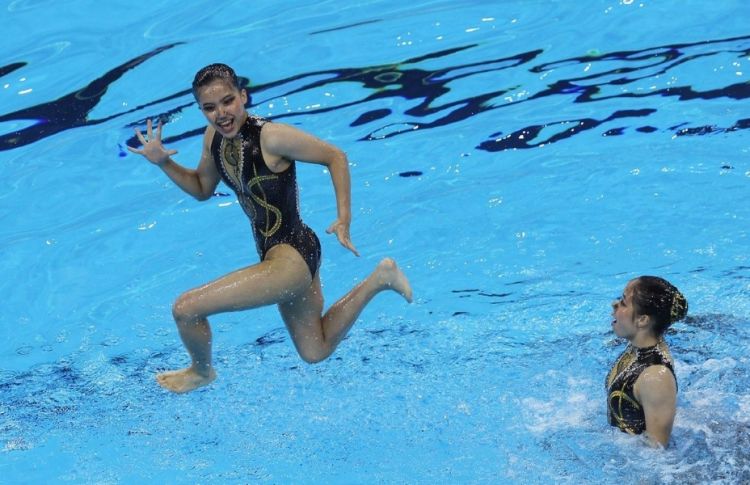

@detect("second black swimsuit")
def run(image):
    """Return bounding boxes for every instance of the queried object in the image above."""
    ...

[605,339,676,435]
[211,115,321,278]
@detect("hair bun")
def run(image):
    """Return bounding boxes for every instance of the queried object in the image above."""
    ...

[669,291,688,323]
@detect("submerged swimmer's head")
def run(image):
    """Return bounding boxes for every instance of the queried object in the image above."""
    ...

[192,63,242,100]
[629,276,688,336]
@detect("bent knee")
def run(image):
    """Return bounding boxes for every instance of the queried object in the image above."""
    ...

[172,292,202,323]
[297,346,331,364]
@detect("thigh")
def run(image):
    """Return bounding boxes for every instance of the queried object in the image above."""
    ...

[180,244,313,318]
[278,272,325,343]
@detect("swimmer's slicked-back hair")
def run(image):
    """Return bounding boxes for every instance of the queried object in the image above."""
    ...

[192,63,241,98]
[631,276,688,336]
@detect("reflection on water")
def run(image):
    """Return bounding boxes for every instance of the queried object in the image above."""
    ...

[2,35,749,153]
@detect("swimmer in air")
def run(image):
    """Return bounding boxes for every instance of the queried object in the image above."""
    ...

[128,63,413,393]
[606,276,687,447]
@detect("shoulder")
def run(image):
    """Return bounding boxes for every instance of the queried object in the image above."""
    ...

[639,365,675,383]
[635,365,676,403]
[202,125,218,148]
[260,121,294,144]
[259,121,314,155]
[195,126,221,180]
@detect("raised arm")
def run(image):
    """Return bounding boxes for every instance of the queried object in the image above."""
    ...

[128,119,221,201]
[635,365,677,448]
[260,122,359,256]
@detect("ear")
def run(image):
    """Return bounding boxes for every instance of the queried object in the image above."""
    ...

[635,314,651,328]
[240,88,248,105]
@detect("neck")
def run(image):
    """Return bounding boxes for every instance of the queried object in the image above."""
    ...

[630,331,659,349]
[239,110,249,124]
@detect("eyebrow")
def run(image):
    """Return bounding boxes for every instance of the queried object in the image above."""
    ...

[201,94,235,108]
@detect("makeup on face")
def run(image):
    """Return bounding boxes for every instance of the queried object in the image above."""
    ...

[197,81,248,137]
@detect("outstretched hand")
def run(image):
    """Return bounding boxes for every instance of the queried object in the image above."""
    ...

[126,119,177,166]
[326,219,360,256]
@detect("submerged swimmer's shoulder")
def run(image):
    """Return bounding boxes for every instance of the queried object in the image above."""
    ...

[634,364,676,401]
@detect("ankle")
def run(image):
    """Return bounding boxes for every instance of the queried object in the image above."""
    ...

[190,363,214,377]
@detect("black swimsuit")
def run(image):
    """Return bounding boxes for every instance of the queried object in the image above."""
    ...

[211,115,321,278]
[605,339,676,435]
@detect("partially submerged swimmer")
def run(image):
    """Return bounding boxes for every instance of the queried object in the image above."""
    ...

[607,276,687,448]
[128,63,412,393]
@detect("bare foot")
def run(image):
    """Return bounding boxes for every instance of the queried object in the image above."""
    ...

[376,258,413,303]
[156,366,217,394]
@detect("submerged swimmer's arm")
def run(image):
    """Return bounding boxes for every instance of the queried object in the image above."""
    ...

[261,122,359,256]
[128,120,220,201]
[634,365,677,448]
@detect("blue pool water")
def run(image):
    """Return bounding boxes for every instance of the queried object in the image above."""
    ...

[2,0,750,482]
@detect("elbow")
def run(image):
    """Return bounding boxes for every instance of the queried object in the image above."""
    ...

[331,148,349,170]
[194,179,214,201]
[338,149,349,163]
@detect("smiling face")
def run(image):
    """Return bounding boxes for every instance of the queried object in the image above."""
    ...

[611,280,642,340]
[196,79,248,138]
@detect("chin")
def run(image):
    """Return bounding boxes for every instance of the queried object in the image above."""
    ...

[217,125,238,138]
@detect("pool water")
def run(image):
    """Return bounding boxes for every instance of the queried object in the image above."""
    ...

[2,0,750,483]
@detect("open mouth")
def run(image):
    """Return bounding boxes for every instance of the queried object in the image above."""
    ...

[217,118,234,132]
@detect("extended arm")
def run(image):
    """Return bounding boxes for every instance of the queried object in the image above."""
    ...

[635,365,677,448]
[128,119,220,201]
[260,122,359,256]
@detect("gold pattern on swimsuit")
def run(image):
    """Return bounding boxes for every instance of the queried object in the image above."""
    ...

[606,346,636,388]
[219,122,282,238]
[656,339,674,366]
[609,385,640,435]
[221,137,243,189]
[248,164,282,238]
[606,346,637,433]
